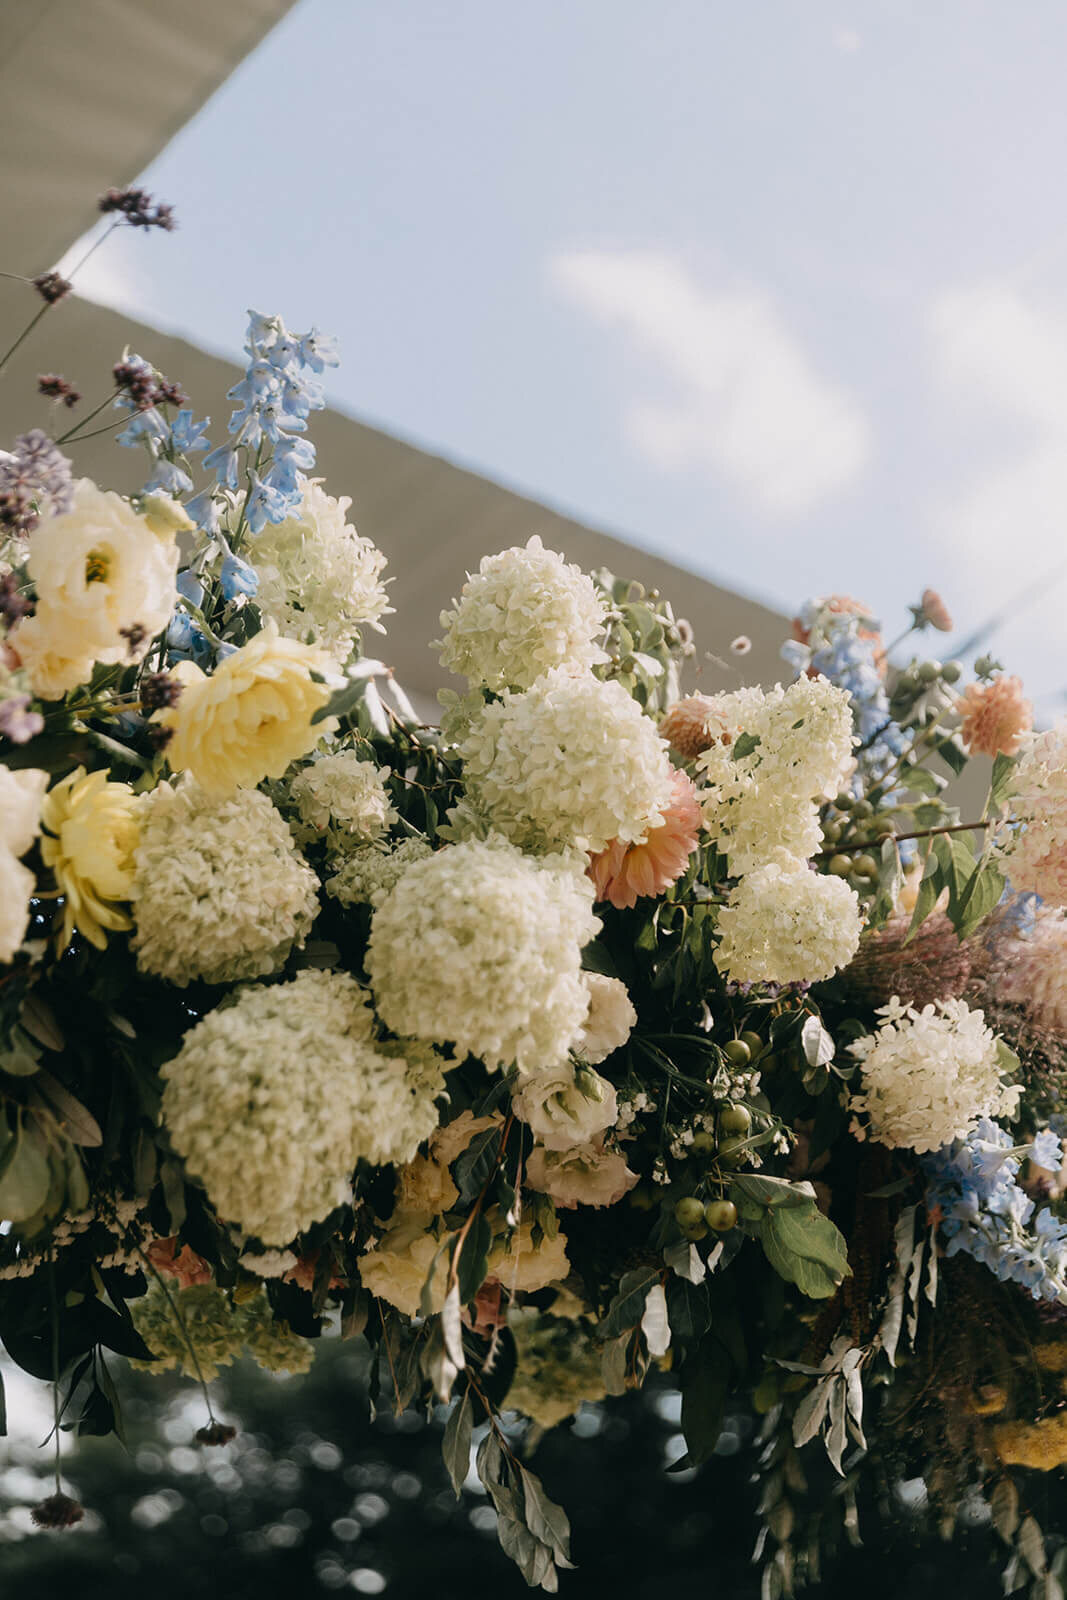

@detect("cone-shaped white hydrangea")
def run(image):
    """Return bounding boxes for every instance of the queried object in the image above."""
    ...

[713,858,863,986]
[366,835,600,1070]
[456,667,675,855]
[131,778,319,986]
[161,969,442,1243]
[437,536,608,691]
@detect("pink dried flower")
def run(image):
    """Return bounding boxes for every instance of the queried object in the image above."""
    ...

[993,908,1067,1040]
[919,587,953,632]
[588,769,701,909]
[957,674,1033,758]
[145,1236,213,1289]
[659,695,735,760]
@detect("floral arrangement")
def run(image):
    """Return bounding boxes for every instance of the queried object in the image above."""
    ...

[3,193,1067,1592]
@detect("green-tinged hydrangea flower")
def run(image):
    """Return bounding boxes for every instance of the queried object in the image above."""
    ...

[505,1308,607,1429]
[713,857,863,987]
[131,777,319,986]
[287,751,396,853]
[366,834,599,1071]
[437,536,608,691]
[130,1282,313,1380]
[161,969,442,1243]
[454,667,675,855]
[250,480,391,666]
[326,836,433,907]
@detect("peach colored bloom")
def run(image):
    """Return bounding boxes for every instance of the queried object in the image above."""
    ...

[589,770,701,909]
[146,1236,213,1289]
[957,675,1033,758]
[920,587,953,633]
[659,696,735,760]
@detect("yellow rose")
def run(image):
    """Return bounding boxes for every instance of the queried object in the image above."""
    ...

[40,767,140,950]
[157,624,337,796]
[15,481,178,690]
[487,1219,570,1292]
[359,1216,448,1317]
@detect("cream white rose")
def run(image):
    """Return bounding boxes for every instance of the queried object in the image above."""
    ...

[0,848,35,963]
[359,1216,447,1317]
[525,1143,638,1209]
[0,766,48,858]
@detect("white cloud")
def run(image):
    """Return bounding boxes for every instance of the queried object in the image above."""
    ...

[549,249,871,517]
[928,282,1067,714]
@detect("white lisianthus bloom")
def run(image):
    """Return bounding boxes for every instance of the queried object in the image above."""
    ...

[575,972,637,1064]
[15,480,178,683]
[437,536,608,691]
[367,835,600,1071]
[512,1065,618,1151]
[525,1143,638,1209]
[0,849,36,963]
[131,778,319,986]
[850,997,1020,1153]
[6,621,96,700]
[288,751,396,851]
[161,970,441,1244]
[250,479,391,667]
[714,858,863,986]
[0,766,48,858]
[456,667,675,855]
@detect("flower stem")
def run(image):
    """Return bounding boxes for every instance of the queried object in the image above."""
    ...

[816,819,991,858]
[136,1249,217,1423]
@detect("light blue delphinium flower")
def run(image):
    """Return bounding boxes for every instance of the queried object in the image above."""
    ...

[203,443,241,492]
[183,488,220,535]
[142,458,193,497]
[220,550,259,601]
[169,409,211,455]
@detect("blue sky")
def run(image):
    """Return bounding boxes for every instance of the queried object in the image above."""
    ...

[65,0,1067,716]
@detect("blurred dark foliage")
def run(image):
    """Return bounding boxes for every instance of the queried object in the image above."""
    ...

[0,1342,1032,1599]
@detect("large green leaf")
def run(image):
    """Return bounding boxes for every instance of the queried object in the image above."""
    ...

[759,1203,850,1300]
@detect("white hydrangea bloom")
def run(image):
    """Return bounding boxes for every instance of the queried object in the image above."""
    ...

[161,969,442,1243]
[1000,722,1067,907]
[575,973,637,1064]
[438,536,608,691]
[457,667,675,854]
[250,479,391,666]
[131,778,319,986]
[512,1065,618,1150]
[698,678,855,875]
[850,996,1020,1153]
[326,836,433,908]
[714,858,863,986]
[288,751,396,851]
[367,835,600,1071]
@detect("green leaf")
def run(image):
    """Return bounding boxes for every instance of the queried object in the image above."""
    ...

[759,1202,851,1300]
[955,858,1006,940]
[442,1388,473,1497]
[990,751,1018,813]
[32,1070,103,1147]
[452,1126,503,1206]
[679,1337,731,1465]
[905,854,942,942]
[598,1266,661,1341]
[519,1464,574,1569]
[455,1211,492,1306]
[732,731,761,760]
[937,736,969,776]
[666,1277,711,1343]
[801,1015,834,1068]
[0,1126,51,1221]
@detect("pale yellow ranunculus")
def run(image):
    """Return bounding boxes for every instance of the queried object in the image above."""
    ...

[487,1218,570,1293]
[359,1216,448,1317]
[156,623,336,795]
[40,767,140,950]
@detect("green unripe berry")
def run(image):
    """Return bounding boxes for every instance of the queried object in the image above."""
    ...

[739,1030,764,1058]
[717,1135,748,1168]
[918,659,941,682]
[834,792,854,811]
[681,1219,708,1241]
[691,1131,717,1153]
[852,799,873,819]
[941,660,963,684]
[722,1039,751,1067]
[821,818,842,844]
[720,1104,752,1135]
[674,1196,705,1229]
[851,853,878,879]
[704,1199,738,1232]
[873,817,896,838]
[828,854,853,877]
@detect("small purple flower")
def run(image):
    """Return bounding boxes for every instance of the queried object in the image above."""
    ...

[0,695,44,744]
